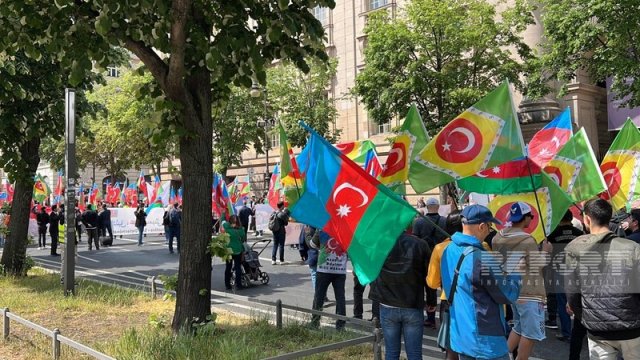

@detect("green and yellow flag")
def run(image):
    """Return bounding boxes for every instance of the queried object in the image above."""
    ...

[33,174,51,203]
[379,104,430,194]
[544,128,606,203]
[278,121,302,207]
[412,81,525,193]
[599,118,640,210]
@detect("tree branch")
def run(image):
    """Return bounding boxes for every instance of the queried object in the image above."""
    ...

[166,0,191,101]
[124,38,169,92]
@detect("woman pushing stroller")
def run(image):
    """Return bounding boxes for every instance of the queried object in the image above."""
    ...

[223,215,247,290]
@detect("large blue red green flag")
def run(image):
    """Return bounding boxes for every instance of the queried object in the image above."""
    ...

[53,171,64,205]
[599,118,640,210]
[527,107,573,167]
[413,81,525,193]
[291,122,418,284]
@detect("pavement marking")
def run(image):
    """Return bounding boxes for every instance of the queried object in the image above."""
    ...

[77,255,100,263]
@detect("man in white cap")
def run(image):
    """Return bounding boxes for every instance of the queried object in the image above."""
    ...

[492,202,552,360]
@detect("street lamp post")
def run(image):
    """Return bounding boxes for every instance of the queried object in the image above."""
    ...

[251,84,271,194]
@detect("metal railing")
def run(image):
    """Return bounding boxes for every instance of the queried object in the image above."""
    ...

[148,276,383,360]
[1,308,115,360]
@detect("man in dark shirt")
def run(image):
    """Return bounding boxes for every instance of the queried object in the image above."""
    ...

[49,205,63,256]
[82,204,100,251]
[545,210,583,342]
[237,201,253,236]
[412,197,447,248]
[99,204,113,245]
[35,205,50,249]
[626,209,640,243]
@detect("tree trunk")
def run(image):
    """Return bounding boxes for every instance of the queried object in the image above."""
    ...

[0,137,41,275]
[171,70,213,332]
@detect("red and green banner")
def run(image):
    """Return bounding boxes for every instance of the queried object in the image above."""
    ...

[290,123,417,284]
[413,81,525,193]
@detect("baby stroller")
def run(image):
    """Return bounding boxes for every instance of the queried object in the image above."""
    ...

[230,240,270,288]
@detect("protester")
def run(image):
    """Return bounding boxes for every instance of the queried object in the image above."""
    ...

[310,231,348,331]
[75,205,83,243]
[96,204,105,241]
[223,214,246,290]
[305,225,319,290]
[167,202,181,254]
[625,209,640,243]
[492,202,551,360]
[369,225,430,360]
[82,204,100,251]
[545,210,583,342]
[412,197,445,328]
[99,204,113,245]
[353,273,379,321]
[35,205,50,249]
[163,205,171,244]
[238,200,253,236]
[48,205,62,256]
[427,211,464,360]
[269,201,289,265]
[441,204,521,360]
[134,204,147,246]
[249,195,257,235]
[565,199,640,360]
[0,208,6,248]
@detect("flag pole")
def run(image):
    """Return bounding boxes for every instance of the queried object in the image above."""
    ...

[525,156,548,239]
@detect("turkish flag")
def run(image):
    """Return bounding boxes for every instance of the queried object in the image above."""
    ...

[323,166,379,250]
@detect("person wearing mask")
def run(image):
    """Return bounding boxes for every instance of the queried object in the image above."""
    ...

[49,205,63,256]
[223,214,246,290]
[35,205,50,249]
[369,224,431,360]
[544,210,583,342]
[492,202,552,360]
[441,204,521,360]
[81,204,100,251]
[134,204,147,246]
[565,199,640,360]
[167,202,181,254]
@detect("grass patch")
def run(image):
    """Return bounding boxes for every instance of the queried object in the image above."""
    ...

[0,268,373,360]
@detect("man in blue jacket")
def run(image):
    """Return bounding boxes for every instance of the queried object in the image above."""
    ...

[441,204,521,360]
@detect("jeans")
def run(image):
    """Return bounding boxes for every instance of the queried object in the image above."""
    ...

[137,226,145,245]
[458,355,510,360]
[167,226,180,253]
[311,272,346,329]
[164,225,170,243]
[271,231,285,262]
[353,274,380,319]
[225,253,243,289]
[570,318,587,360]
[309,266,317,290]
[379,305,424,360]
[556,292,571,338]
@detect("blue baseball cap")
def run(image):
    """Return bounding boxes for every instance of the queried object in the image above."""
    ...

[461,204,502,225]
[508,202,532,223]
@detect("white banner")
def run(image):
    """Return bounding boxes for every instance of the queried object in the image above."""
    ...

[254,204,275,231]
[28,207,167,238]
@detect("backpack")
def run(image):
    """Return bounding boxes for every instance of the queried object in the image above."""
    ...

[169,209,180,227]
[268,211,281,232]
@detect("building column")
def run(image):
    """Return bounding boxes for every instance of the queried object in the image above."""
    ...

[564,82,606,158]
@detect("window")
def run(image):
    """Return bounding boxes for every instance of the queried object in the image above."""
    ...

[313,6,329,26]
[377,121,391,134]
[106,66,120,78]
[368,0,389,11]
[270,131,280,149]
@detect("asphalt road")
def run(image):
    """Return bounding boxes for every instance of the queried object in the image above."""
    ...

[4,232,587,360]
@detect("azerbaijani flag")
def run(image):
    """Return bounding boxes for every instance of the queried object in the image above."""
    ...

[125,183,138,207]
[267,164,282,209]
[544,128,606,203]
[177,186,183,205]
[527,107,573,168]
[599,118,640,210]
[53,171,64,205]
[380,104,430,194]
[291,123,418,284]
[457,158,541,195]
[137,170,148,200]
[413,81,525,193]
[489,171,573,242]
[78,184,86,211]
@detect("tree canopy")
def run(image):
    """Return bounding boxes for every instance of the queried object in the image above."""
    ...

[536,0,640,107]
[354,0,535,132]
